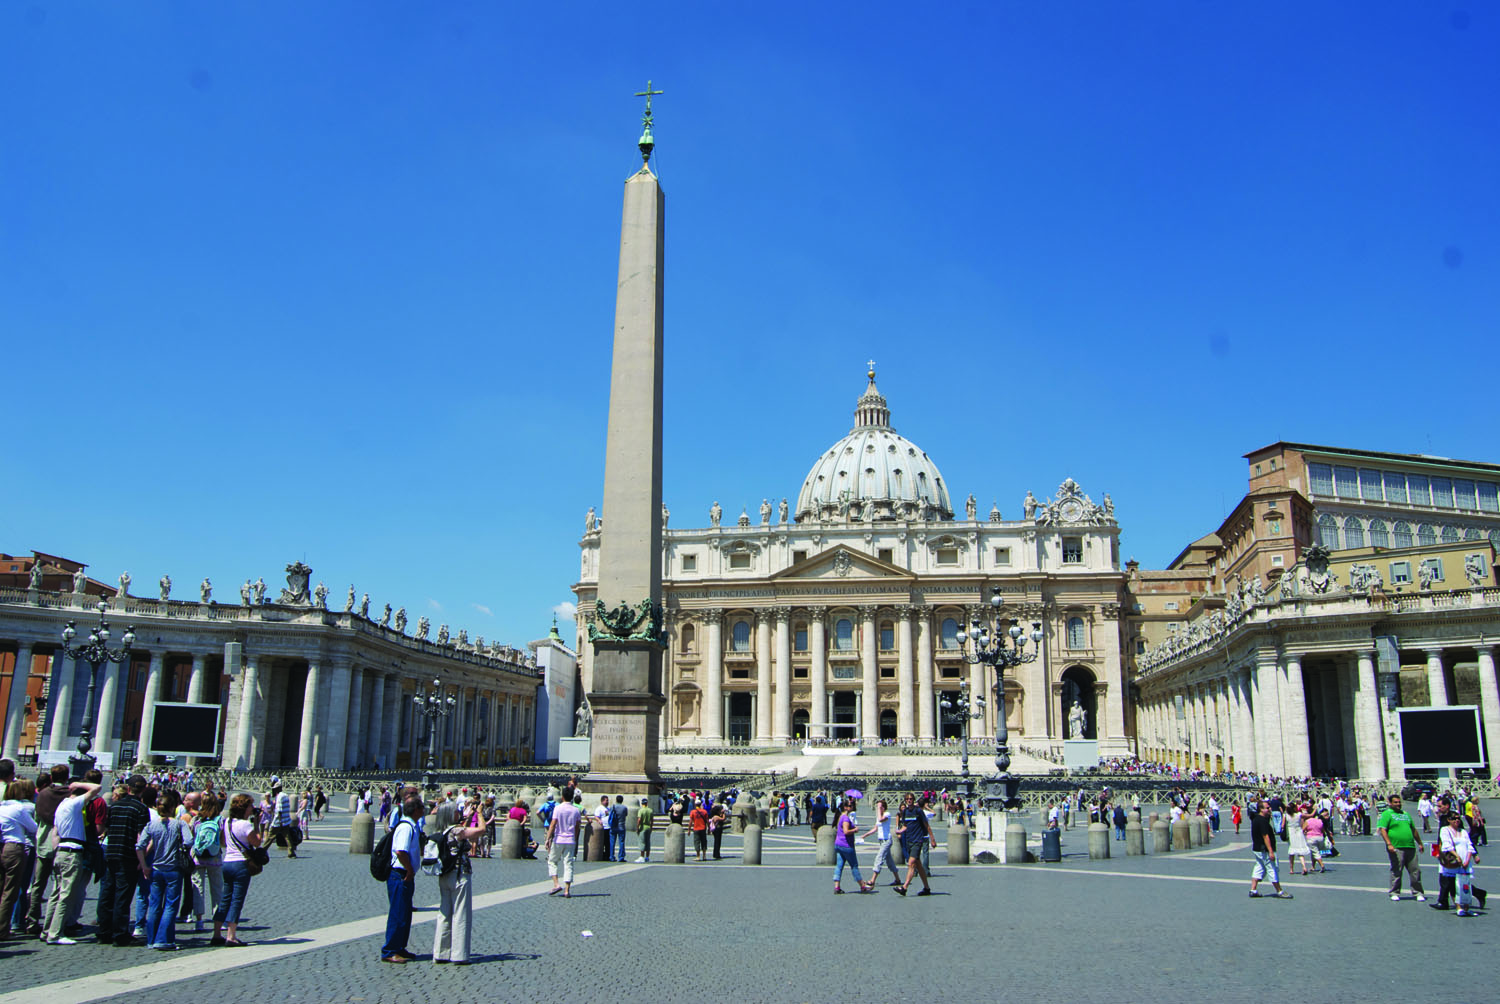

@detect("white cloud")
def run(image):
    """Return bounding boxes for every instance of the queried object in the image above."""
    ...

[552,600,578,621]
[426,598,443,612]
[472,603,493,617]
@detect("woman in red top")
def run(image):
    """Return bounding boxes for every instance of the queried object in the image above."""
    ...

[1231,802,1243,834]
[689,802,710,861]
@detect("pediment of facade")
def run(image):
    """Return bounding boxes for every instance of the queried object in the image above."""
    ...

[767,545,914,583]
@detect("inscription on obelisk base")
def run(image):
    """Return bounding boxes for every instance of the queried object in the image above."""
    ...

[586,643,663,794]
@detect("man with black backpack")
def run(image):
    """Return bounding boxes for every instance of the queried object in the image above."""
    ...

[378,794,423,964]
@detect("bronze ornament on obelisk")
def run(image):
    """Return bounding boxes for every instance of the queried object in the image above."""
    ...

[585,83,667,793]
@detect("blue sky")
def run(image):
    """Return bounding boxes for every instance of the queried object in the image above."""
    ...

[4,3,1494,648]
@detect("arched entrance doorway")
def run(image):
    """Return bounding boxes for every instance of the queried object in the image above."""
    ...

[1060,665,1097,740]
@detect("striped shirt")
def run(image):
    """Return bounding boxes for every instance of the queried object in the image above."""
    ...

[105,795,151,860]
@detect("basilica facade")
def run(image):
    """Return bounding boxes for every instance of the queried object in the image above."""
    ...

[573,370,1133,756]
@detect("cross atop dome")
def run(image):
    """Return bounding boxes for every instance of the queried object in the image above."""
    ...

[854,362,891,430]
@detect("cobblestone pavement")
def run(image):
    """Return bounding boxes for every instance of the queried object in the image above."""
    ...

[2,803,1493,1004]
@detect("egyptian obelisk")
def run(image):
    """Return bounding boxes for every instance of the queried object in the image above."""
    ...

[586,83,667,793]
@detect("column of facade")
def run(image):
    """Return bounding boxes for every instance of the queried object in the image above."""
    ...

[916,610,934,742]
[773,608,791,741]
[860,606,879,743]
[1281,653,1312,777]
[346,668,368,767]
[137,651,165,761]
[810,611,829,739]
[1425,649,1449,706]
[1252,651,1283,777]
[1333,663,1358,777]
[703,611,724,743]
[1353,650,1388,780]
[2,643,35,758]
[323,662,352,770]
[755,610,772,742]
[47,655,76,750]
[896,605,914,741]
[297,661,322,769]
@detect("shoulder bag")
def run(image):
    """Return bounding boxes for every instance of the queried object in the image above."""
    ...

[229,818,271,876]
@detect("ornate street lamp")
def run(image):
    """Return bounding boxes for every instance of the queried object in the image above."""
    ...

[939,680,985,803]
[58,600,136,779]
[955,586,1043,810]
[412,678,456,792]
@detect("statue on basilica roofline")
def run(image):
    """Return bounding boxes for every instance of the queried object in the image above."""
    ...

[73,567,87,593]
[760,498,772,525]
[252,577,267,604]
[380,603,392,628]
[118,571,131,597]
[29,563,44,590]
[710,501,722,527]
[359,593,371,618]
[395,607,407,633]
[200,578,212,604]
[159,574,172,601]
[241,580,252,605]
[662,503,670,528]
[437,623,450,645]
[313,581,329,609]
[965,494,977,521]
[1023,490,1040,520]
[417,615,430,640]
[779,497,789,523]
[585,506,598,534]
[457,629,469,647]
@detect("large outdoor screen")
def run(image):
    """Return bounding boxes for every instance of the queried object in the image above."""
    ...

[1397,706,1485,769]
[148,702,222,757]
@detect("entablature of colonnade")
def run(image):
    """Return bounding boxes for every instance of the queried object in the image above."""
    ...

[1136,585,1500,687]
[0,587,541,684]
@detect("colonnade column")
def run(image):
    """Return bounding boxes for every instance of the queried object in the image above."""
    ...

[773,609,791,741]
[137,651,165,762]
[186,653,206,704]
[860,606,878,743]
[703,611,724,744]
[1425,649,1450,706]
[367,672,387,769]
[1252,650,1283,777]
[1231,670,1256,774]
[96,659,121,753]
[323,662,352,770]
[47,655,76,750]
[755,610,772,741]
[896,605,914,742]
[347,669,368,767]
[1473,645,1500,773]
[810,612,828,739]
[916,610,934,742]
[233,655,261,770]
[1354,650,1388,780]
[2,643,35,758]
[297,661,322,769]
[1281,653,1311,777]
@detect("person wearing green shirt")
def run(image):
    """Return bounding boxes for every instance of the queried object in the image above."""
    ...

[1376,794,1427,902]
[635,798,655,863]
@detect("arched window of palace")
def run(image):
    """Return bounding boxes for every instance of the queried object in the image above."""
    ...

[1417,523,1436,547]
[1343,517,1365,549]
[1368,519,1389,549]
[940,617,959,649]
[1317,514,1339,548]
[834,618,854,651]
[1393,522,1413,548]
[1066,617,1086,649]
[1441,525,1460,544]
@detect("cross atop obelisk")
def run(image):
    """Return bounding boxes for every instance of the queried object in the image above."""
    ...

[586,86,668,793]
[634,80,664,165]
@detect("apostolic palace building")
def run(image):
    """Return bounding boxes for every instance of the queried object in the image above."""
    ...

[573,368,1135,757]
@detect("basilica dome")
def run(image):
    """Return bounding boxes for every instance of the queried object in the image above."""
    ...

[794,369,954,523]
